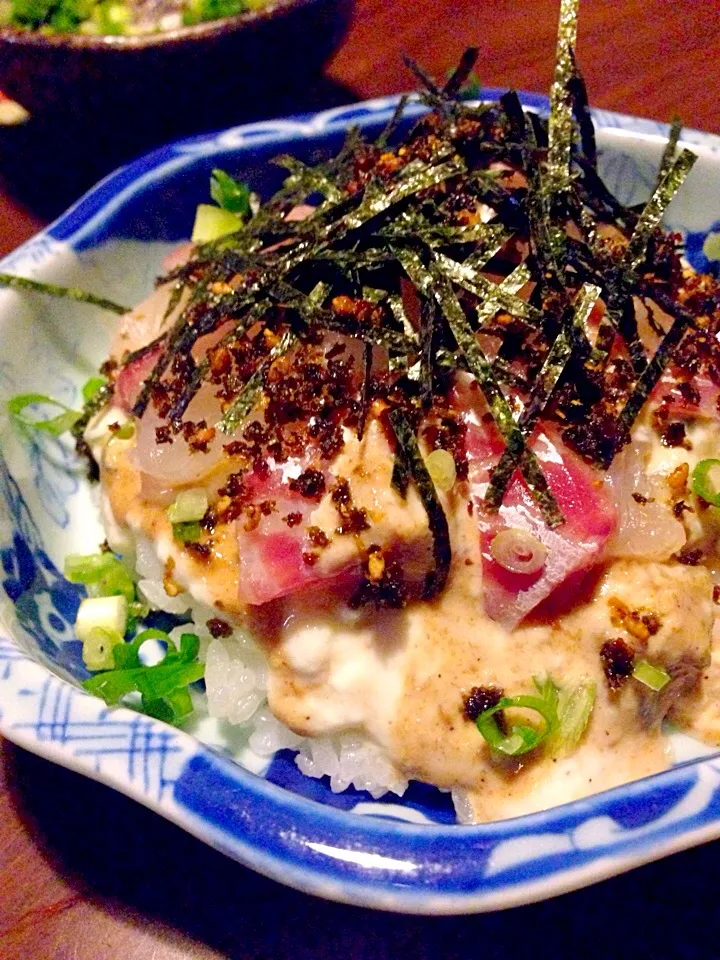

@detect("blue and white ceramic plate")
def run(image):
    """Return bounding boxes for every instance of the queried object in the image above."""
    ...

[2,93,720,915]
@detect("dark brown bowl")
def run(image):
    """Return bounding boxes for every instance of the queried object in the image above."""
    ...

[0,0,351,121]
[0,0,353,216]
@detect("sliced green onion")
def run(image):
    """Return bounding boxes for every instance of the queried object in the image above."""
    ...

[7,393,81,437]
[75,595,128,645]
[113,421,135,440]
[632,659,671,692]
[702,232,720,262]
[424,449,457,492]
[210,169,253,217]
[191,204,243,243]
[167,488,209,523]
[172,521,203,543]
[490,528,548,575]
[82,627,123,671]
[126,598,149,634]
[112,627,172,670]
[83,629,203,726]
[554,680,596,752]
[182,0,244,26]
[142,687,195,724]
[691,459,720,507]
[476,694,558,756]
[533,674,559,711]
[82,376,108,403]
[64,552,135,602]
[91,0,131,34]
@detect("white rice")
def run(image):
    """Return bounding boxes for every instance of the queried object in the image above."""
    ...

[131,534,410,800]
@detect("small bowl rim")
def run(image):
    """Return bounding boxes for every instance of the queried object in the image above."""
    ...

[0,0,320,51]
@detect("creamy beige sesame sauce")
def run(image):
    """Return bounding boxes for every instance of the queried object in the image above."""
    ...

[97,423,243,615]
[94,391,720,822]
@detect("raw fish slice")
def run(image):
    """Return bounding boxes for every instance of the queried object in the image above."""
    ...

[464,415,618,628]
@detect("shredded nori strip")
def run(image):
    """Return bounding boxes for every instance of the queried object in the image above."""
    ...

[655,116,683,189]
[389,408,451,598]
[443,47,480,98]
[431,268,563,526]
[475,263,532,328]
[624,149,697,273]
[273,155,344,205]
[273,280,413,354]
[611,290,698,463]
[434,253,542,326]
[357,340,373,440]
[340,158,466,234]
[402,55,443,101]
[400,247,563,525]
[391,450,411,499]
[500,90,528,143]
[381,215,505,250]
[0,273,128,314]
[567,50,597,167]
[418,297,436,407]
[485,283,600,508]
[63,15,703,569]
[376,94,411,148]
[546,0,579,196]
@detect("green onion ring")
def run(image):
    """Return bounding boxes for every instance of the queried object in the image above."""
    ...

[691,459,720,507]
[476,694,558,756]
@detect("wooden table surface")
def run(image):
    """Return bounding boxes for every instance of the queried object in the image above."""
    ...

[2,2,720,956]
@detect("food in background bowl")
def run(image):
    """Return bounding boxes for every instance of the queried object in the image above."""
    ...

[0,0,351,167]
[6,0,720,825]
[1,0,269,35]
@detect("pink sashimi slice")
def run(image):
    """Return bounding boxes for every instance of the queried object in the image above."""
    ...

[235,463,359,606]
[237,520,358,606]
[116,343,164,412]
[465,417,618,629]
[650,372,719,420]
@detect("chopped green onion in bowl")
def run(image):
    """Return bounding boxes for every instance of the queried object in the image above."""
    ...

[553,679,596,753]
[82,375,108,402]
[75,594,128,644]
[691,459,720,507]
[633,659,671,692]
[172,520,203,543]
[113,420,135,440]
[476,677,597,758]
[210,168,253,216]
[7,392,81,437]
[167,488,209,523]
[191,204,244,244]
[476,693,558,757]
[83,629,204,726]
[82,626,124,671]
[64,551,136,602]
[424,448,457,492]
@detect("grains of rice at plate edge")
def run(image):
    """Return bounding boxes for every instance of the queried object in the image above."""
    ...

[131,534,411,800]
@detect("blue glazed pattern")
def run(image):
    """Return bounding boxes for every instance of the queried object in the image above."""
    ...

[2,93,720,913]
